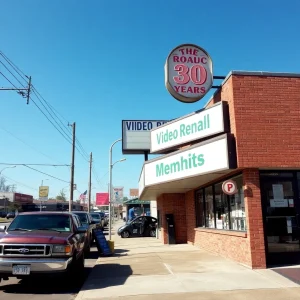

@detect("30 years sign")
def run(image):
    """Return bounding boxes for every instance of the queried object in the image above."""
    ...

[165,44,213,103]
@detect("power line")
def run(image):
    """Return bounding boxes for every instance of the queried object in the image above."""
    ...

[0,163,69,166]
[0,60,25,88]
[30,97,73,146]
[23,165,69,183]
[0,126,67,164]
[31,87,89,161]
[2,175,38,192]
[0,71,19,90]
[0,50,28,82]
[1,51,90,162]
[31,90,73,144]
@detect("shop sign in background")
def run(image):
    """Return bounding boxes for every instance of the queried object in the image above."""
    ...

[143,136,229,186]
[122,120,168,154]
[150,102,225,153]
[39,186,49,201]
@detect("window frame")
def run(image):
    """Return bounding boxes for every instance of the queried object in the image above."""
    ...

[195,173,246,232]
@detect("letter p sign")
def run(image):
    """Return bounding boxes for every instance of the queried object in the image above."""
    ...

[222,180,238,195]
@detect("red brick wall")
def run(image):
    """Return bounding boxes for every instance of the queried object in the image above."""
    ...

[185,168,266,269]
[207,74,300,168]
[156,193,187,244]
[243,169,266,268]
[185,184,252,267]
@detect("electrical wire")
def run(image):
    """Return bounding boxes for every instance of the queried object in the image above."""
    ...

[2,175,38,191]
[1,51,90,163]
[0,50,28,82]
[0,163,69,166]
[30,97,73,146]
[0,60,26,88]
[23,165,69,183]
[31,86,89,161]
[0,71,20,90]
[0,127,67,165]
[31,90,73,144]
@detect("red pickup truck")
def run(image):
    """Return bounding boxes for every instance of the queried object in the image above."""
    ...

[0,211,88,283]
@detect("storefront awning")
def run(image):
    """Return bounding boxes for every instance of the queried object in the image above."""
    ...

[139,134,237,200]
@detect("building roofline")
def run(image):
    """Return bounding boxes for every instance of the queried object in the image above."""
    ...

[204,70,300,108]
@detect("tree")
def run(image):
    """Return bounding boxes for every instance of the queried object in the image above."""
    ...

[0,176,16,192]
[56,189,67,202]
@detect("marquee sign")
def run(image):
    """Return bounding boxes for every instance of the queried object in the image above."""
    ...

[165,44,213,103]
[122,120,168,154]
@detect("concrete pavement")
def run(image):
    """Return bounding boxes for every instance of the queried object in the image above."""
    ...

[76,220,300,299]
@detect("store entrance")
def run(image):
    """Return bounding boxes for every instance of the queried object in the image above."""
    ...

[261,172,300,266]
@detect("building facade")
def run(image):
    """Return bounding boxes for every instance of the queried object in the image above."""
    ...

[139,71,300,269]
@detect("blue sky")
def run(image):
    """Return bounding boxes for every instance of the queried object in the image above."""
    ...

[0,0,300,201]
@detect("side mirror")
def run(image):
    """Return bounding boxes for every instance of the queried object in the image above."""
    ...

[76,226,87,234]
[0,225,7,232]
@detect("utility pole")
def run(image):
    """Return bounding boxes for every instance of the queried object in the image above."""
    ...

[69,122,76,212]
[0,75,32,103]
[88,152,92,213]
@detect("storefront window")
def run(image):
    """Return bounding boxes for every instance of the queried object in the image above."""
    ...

[195,190,205,227]
[214,183,230,230]
[205,186,215,228]
[228,176,246,231]
[195,174,246,232]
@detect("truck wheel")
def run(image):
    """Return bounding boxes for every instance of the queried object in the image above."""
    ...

[121,231,130,238]
[69,254,85,282]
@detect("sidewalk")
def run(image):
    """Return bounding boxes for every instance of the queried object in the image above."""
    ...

[76,221,300,299]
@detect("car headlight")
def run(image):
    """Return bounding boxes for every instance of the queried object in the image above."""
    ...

[52,245,71,255]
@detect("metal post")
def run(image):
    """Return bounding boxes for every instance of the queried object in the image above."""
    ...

[40,180,43,212]
[69,122,76,212]
[108,138,122,241]
[88,152,92,213]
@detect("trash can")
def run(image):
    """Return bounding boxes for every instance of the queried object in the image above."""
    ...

[107,240,115,253]
[165,214,176,244]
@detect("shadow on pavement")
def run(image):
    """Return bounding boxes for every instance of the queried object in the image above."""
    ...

[80,264,133,291]
[0,266,93,295]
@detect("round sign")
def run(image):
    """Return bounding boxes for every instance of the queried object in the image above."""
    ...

[222,180,238,195]
[165,44,213,103]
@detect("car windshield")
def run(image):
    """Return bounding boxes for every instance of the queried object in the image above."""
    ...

[74,213,88,223]
[91,213,100,219]
[8,214,71,232]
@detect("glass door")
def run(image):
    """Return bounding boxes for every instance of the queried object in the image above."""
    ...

[261,177,300,266]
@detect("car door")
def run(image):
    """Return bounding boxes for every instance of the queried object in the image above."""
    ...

[131,217,144,236]
[72,215,85,257]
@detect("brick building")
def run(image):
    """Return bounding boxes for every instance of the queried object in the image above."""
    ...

[139,71,300,269]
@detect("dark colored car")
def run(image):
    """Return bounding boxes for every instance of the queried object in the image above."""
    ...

[0,212,6,218]
[0,212,87,283]
[72,211,98,252]
[6,212,15,219]
[98,212,109,226]
[90,213,104,228]
[118,216,157,238]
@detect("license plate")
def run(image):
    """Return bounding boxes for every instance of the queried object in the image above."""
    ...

[12,265,30,275]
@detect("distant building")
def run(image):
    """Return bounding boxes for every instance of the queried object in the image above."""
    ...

[0,192,33,204]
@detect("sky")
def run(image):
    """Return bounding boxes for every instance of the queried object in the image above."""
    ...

[0,0,300,202]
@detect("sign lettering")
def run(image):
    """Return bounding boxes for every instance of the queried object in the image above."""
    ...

[165,44,213,103]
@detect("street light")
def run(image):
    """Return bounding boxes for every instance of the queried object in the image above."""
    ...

[40,179,49,212]
[111,158,126,226]
[108,138,126,240]
[0,166,16,176]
